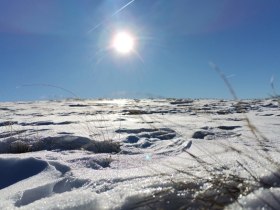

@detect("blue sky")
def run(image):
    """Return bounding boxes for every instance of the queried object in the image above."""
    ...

[0,0,280,101]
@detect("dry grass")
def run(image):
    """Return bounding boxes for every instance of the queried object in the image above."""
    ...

[2,74,280,208]
[123,64,280,209]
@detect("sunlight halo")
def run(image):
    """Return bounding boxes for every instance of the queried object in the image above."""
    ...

[112,31,135,54]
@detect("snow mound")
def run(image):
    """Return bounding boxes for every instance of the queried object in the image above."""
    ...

[192,125,241,140]
[0,136,120,154]
[0,157,48,189]
[0,157,90,209]
[33,136,120,154]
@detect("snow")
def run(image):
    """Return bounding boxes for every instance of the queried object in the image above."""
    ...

[0,98,279,209]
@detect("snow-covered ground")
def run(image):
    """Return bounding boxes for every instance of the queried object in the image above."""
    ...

[0,98,280,210]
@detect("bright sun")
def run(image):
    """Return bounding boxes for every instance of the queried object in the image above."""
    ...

[112,31,135,54]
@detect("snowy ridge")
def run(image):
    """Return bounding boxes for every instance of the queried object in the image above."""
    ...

[0,98,280,209]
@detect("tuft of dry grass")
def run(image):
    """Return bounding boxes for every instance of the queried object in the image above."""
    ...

[122,171,256,210]
[126,64,280,210]
[9,140,31,154]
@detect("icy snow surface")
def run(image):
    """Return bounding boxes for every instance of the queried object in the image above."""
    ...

[0,98,280,209]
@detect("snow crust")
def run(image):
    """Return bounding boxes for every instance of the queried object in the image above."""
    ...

[0,98,279,209]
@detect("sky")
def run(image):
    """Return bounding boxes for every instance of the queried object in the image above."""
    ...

[0,0,280,101]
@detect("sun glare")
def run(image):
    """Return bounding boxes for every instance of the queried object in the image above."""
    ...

[112,31,135,54]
